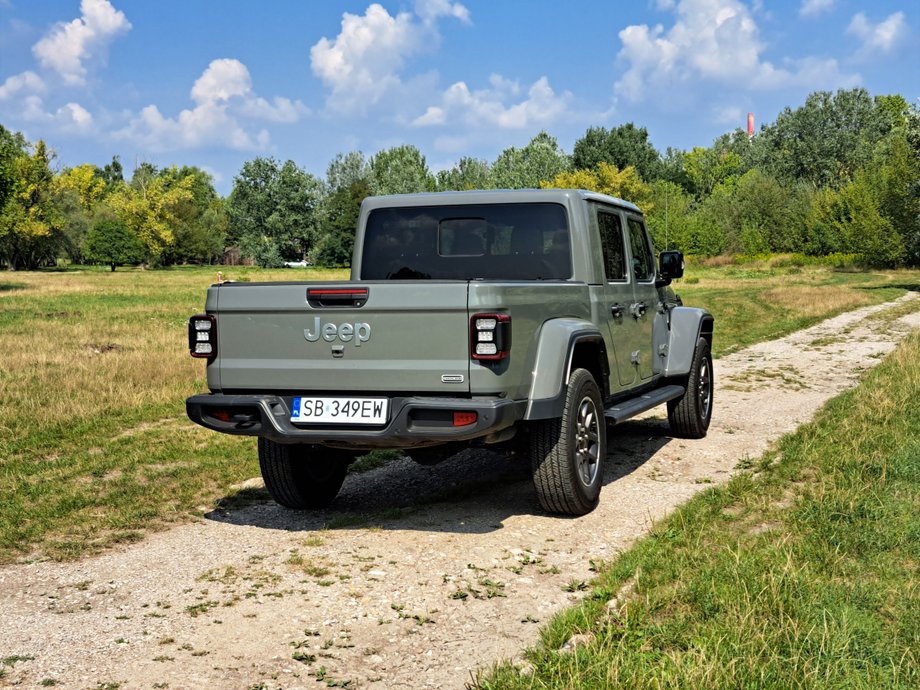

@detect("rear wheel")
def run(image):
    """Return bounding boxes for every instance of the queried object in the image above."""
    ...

[258,439,351,509]
[667,337,713,439]
[530,368,606,515]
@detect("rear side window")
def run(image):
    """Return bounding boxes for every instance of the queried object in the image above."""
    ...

[597,209,626,281]
[627,218,655,282]
[361,203,571,280]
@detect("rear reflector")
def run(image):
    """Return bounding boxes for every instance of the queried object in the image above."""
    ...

[453,411,478,427]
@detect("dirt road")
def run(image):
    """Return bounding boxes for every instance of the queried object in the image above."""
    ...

[2,294,918,690]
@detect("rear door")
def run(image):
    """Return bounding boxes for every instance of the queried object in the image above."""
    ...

[625,216,657,381]
[215,282,471,394]
[595,205,639,388]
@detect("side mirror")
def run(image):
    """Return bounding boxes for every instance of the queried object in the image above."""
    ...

[656,250,684,287]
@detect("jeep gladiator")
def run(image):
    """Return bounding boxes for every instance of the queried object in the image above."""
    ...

[186,189,714,515]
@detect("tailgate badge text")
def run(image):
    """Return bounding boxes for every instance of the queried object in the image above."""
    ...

[304,317,371,346]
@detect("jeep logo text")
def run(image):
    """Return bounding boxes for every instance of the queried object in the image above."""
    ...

[304,317,371,346]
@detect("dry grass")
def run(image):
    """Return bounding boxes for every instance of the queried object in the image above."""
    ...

[0,266,348,562]
[759,285,874,317]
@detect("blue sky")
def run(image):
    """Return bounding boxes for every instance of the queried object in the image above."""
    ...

[1,0,917,195]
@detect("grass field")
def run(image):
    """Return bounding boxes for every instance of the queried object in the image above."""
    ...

[475,331,920,690]
[0,262,918,563]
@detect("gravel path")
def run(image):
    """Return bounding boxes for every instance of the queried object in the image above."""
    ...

[2,294,918,690]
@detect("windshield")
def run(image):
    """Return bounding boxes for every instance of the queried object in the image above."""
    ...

[360,203,571,280]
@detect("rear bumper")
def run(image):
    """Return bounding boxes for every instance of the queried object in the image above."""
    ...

[186,393,526,450]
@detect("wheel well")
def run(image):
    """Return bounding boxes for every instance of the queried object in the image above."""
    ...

[699,316,714,349]
[570,339,609,398]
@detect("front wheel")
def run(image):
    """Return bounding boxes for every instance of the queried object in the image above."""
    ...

[530,368,606,515]
[258,439,351,509]
[667,337,713,439]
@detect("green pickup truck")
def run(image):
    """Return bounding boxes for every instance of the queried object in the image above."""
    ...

[187,189,713,515]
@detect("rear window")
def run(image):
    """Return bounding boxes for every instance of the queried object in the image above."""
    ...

[360,203,571,280]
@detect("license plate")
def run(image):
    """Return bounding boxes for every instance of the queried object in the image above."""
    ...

[291,397,388,425]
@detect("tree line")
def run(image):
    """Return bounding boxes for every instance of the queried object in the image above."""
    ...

[1,87,918,271]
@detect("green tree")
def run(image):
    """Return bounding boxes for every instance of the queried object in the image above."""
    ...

[0,125,28,212]
[101,155,124,190]
[436,157,490,191]
[490,131,570,189]
[572,123,660,181]
[83,218,145,271]
[159,166,227,264]
[645,180,694,252]
[315,179,371,267]
[542,162,651,209]
[804,175,906,266]
[0,139,63,270]
[228,157,324,266]
[754,88,893,188]
[55,164,106,212]
[107,173,193,261]
[684,145,742,198]
[326,151,374,192]
[370,145,432,195]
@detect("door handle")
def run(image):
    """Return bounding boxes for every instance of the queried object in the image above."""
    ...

[611,303,624,318]
[631,302,647,318]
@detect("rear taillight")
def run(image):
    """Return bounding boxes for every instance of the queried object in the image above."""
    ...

[189,314,217,358]
[471,313,511,360]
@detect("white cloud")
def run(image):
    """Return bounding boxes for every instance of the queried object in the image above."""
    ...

[0,71,46,100]
[114,58,306,152]
[32,0,131,85]
[414,0,471,25]
[847,12,908,59]
[116,102,262,152]
[799,0,834,18]
[20,95,95,133]
[412,75,572,130]
[310,2,469,114]
[615,0,857,101]
[190,58,252,104]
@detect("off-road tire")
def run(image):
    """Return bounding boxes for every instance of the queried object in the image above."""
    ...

[258,439,350,509]
[668,337,713,439]
[530,368,606,515]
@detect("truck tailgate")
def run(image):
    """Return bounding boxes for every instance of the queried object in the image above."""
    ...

[214,282,471,393]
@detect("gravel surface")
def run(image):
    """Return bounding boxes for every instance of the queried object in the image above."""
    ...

[2,294,918,690]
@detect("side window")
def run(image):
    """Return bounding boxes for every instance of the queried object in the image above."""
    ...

[627,218,655,282]
[597,210,626,281]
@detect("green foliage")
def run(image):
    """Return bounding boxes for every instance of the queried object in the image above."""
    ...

[326,151,373,192]
[436,157,491,191]
[754,88,893,188]
[83,218,146,271]
[370,145,432,195]
[572,123,661,181]
[684,144,743,197]
[159,166,227,265]
[645,180,694,251]
[314,179,371,267]
[0,139,64,270]
[0,125,28,211]
[542,162,651,209]
[490,131,570,189]
[228,156,324,266]
[107,170,193,261]
[239,233,284,268]
[804,174,906,267]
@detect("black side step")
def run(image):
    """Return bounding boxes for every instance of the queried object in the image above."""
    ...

[604,385,685,425]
